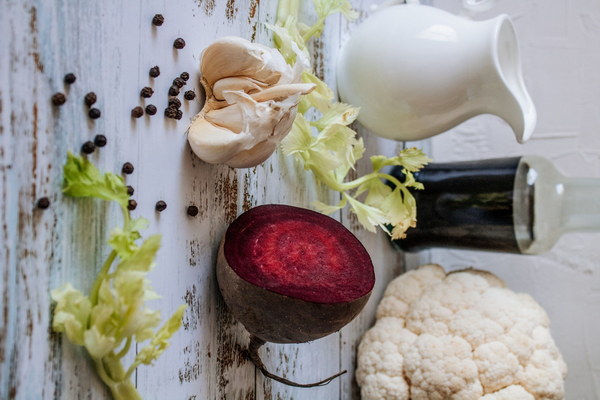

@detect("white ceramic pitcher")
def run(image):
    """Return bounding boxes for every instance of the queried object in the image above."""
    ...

[336,0,536,143]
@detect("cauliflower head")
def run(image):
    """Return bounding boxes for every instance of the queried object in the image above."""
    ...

[356,264,567,400]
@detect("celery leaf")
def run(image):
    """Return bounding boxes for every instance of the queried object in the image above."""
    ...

[63,152,129,209]
[52,155,185,400]
[275,0,431,239]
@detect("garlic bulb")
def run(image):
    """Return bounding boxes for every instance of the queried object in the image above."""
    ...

[187,36,315,168]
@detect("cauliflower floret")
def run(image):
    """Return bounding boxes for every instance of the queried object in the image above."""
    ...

[356,264,567,400]
[481,385,535,400]
[404,334,483,400]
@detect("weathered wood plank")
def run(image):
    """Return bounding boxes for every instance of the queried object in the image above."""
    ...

[0,1,410,399]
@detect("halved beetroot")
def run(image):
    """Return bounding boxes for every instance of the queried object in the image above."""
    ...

[217,204,375,386]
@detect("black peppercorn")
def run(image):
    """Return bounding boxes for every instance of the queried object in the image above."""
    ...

[81,141,96,154]
[64,73,76,84]
[149,66,160,78]
[173,38,186,49]
[131,106,144,118]
[126,185,134,196]
[84,92,97,107]
[172,77,185,88]
[145,104,157,115]
[164,107,178,119]
[122,162,134,175]
[94,134,107,147]
[168,86,179,96]
[175,109,183,120]
[187,205,199,216]
[184,90,196,100]
[180,72,189,81]
[89,108,101,119]
[140,87,154,98]
[52,93,66,106]
[152,14,164,26]
[168,97,181,109]
[128,199,138,211]
[155,200,167,212]
[37,197,50,209]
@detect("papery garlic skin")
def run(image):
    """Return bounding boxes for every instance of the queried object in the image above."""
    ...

[188,36,314,168]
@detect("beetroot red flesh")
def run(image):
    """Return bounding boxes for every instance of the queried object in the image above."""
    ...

[223,204,375,303]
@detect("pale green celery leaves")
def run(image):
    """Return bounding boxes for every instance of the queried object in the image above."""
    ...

[311,102,359,130]
[117,234,161,272]
[299,71,334,113]
[344,195,387,233]
[52,154,185,400]
[302,0,358,41]
[135,305,186,366]
[313,0,359,21]
[84,326,117,359]
[51,284,91,346]
[108,218,149,261]
[266,18,308,66]
[313,197,347,214]
[275,0,431,238]
[63,152,129,209]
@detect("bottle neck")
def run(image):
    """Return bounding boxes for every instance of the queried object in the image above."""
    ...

[560,178,600,233]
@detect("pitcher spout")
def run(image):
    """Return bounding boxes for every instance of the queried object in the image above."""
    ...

[492,15,537,143]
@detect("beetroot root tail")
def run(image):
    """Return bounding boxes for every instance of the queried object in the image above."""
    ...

[248,335,347,388]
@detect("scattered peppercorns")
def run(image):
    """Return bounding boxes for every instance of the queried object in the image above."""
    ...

[184,90,196,101]
[145,104,157,115]
[131,106,144,118]
[173,38,186,49]
[94,134,107,147]
[149,66,161,78]
[187,205,199,216]
[152,14,164,26]
[168,86,179,96]
[172,77,185,88]
[140,87,154,98]
[175,109,183,120]
[164,107,178,119]
[168,98,181,109]
[180,72,189,81]
[155,200,167,212]
[84,92,97,107]
[122,162,134,175]
[81,141,96,154]
[64,73,76,84]
[128,199,138,211]
[52,93,66,106]
[37,197,50,209]
[89,108,101,119]
[126,185,135,196]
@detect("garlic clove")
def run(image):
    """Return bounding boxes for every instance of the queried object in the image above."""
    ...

[188,118,251,164]
[205,104,244,133]
[213,77,267,101]
[200,37,287,87]
[226,140,277,169]
[249,83,316,103]
[187,36,315,168]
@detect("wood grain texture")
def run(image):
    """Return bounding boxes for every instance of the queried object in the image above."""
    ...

[0,0,408,399]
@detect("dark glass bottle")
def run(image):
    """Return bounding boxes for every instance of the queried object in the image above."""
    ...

[390,156,600,254]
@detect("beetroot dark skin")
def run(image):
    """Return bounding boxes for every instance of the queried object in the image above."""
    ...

[216,204,375,387]
[217,240,372,343]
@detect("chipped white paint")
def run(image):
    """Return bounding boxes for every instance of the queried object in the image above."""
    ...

[0,0,404,399]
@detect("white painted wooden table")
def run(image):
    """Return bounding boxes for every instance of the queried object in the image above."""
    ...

[0,0,408,399]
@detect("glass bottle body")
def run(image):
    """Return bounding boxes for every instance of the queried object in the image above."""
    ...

[391,155,600,255]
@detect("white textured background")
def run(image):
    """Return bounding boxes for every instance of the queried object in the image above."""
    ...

[405,1,600,398]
